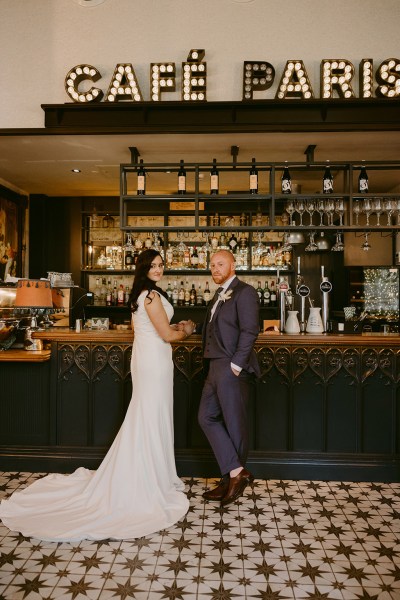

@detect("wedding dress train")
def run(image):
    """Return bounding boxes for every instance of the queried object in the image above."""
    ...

[0,291,189,541]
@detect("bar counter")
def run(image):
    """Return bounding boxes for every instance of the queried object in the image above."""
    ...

[0,328,399,482]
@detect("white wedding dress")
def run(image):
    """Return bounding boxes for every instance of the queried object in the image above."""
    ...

[0,291,189,541]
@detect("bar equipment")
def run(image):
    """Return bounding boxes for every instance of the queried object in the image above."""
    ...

[320,266,333,333]
[14,279,54,350]
[277,271,288,332]
[295,257,310,333]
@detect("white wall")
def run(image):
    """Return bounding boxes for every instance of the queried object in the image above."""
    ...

[0,0,399,128]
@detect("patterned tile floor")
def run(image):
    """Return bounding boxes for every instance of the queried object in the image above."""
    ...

[0,473,399,599]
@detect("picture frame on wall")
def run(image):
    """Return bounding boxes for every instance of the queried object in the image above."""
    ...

[0,185,27,281]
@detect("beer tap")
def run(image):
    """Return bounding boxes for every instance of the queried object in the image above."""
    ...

[296,257,310,333]
[320,266,333,333]
[277,269,289,332]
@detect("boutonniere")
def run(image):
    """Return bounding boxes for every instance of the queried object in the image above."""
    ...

[219,290,233,302]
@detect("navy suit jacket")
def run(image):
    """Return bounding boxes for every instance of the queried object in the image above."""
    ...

[202,277,261,378]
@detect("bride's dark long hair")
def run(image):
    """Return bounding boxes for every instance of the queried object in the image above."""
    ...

[129,249,168,313]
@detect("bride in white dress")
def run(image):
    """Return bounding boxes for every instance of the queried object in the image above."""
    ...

[0,249,195,541]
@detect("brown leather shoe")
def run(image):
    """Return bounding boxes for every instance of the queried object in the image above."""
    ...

[203,477,230,501]
[220,468,254,506]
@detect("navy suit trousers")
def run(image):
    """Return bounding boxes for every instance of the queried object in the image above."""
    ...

[198,357,251,475]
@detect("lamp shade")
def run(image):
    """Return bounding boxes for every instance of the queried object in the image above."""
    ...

[14,279,53,308]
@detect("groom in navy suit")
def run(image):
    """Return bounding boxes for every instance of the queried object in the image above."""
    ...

[198,249,261,505]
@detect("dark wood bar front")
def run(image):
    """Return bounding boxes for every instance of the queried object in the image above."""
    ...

[0,329,399,482]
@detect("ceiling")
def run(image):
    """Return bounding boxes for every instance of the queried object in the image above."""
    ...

[1,130,400,197]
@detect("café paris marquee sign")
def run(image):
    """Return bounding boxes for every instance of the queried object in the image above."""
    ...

[64,49,400,104]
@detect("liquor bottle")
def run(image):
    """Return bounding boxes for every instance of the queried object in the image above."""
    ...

[256,281,263,305]
[358,161,369,193]
[270,280,277,307]
[124,249,134,270]
[196,284,203,305]
[228,232,238,252]
[184,279,191,305]
[178,281,185,306]
[189,283,197,306]
[178,159,186,194]
[198,246,207,269]
[263,281,271,306]
[124,285,130,305]
[166,282,173,302]
[100,278,108,305]
[94,278,101,305]
[137,159,146,195]
[249,157,258,194]
[172,280,179,306]
[183,246,191,269]
[281,162,292,194]
[203,281,211,304]
[112,279,118,305]
[117,284,125,305]
[210,158,219,194]
[323,160,333,194]
[191,246,199,269]
[165,244,173,269]
[106,278,112,306]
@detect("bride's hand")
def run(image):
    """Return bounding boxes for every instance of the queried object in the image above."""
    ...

[183,320,195,337]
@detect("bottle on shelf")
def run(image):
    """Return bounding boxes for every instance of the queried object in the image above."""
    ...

[124,285,130,305]
[189,283,197,306]
[166,244,174,269]
[172,280,179,306]
[249,157,258,194]
[106,279,112,306]
[281,162,292,194]
[117,284,125,306]
[94,278,101,305]
[166,282,173,302]
[203,281,211,304]
[323,160,333,194]
[263,281,271,306]
[100,278,108,305]
[191,246,199,269]
[256,281,263,305]
[178,281,185,306]
[358,161,369,193]
[178,159,186,194]
[112,279,118,305]
[196,284,203,305]
[270,280,277,307]
[228,232,238,252]
[210,158,219,195]
[184,279,191,305]
[198,245,207,269]
[137,159,146,195]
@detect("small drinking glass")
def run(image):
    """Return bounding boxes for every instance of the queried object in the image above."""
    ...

[325,199,335,225]
[305,231,318,252]
[353,199,361,225]
[306,199,316,225]
[372,197,382,226]
[363,198,372,226]
[383,199,394,226]
[281,231,293,252]
[317,199,325,225]
[331,232,344,252]
[286,200,295,226]
[361,232,371,251]
[296,199,306,226]
[335,198,345,226]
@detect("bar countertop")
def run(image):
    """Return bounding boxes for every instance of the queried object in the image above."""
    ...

[0,349,51,362]
[31,327,400,347]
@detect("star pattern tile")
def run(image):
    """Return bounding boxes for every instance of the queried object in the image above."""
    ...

[0,473,400,599]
